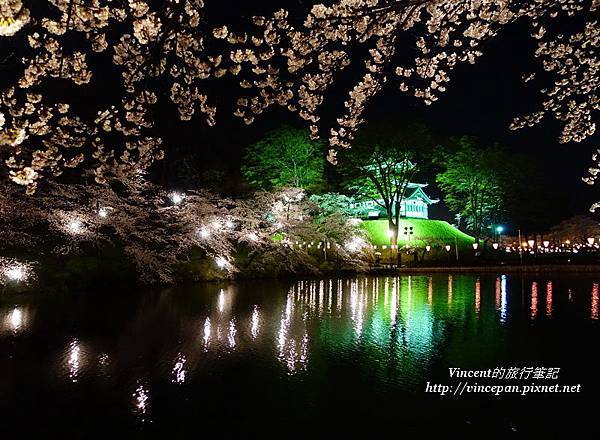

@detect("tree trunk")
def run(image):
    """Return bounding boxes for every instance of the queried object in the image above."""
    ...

[387,214,398,267]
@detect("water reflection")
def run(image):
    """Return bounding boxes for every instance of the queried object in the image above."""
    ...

[1,306,31,335]
[546,282,553,318]
[592,283,599,320]
[475,278,481,315]
[66,339,82,383]
[531,282,538,320]
[132,382,150,421]
[500,275,508,322]
[203,317,211,348]
[250,306,260,339]
[172,353,187,384]
[2,273,600,425]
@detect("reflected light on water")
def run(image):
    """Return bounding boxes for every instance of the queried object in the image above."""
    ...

[277,290,309,374]
[228,319,237,348]
[7,273,600,432]
[495,277,501,311]
[251,306,260,339]
[172,353,187,384]
[531,282,538,320]
[475,278,481,315]
[546,282,553,318]
[67,339,82,383]
[132,382,150,421]
[218,289,226,313]
[428,277,433,306]
[351,280,365,336]
[2,307,28,334]
[203,317,211,347]
[10,308,22,329]
[592,283,598,320]
[389,278,397,327]
[500,275,507,323]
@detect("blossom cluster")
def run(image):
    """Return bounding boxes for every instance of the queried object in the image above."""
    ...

[0,179,370,284]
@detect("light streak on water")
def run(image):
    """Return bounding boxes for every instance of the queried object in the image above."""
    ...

[531,282,538,320]
[592,283,599,320]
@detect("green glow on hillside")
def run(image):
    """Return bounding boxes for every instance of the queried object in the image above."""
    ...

[360,219,474,247]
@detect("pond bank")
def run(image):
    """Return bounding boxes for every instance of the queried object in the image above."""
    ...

[372,264,600,274]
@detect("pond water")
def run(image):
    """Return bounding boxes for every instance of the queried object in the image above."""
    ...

[1,273,599,437]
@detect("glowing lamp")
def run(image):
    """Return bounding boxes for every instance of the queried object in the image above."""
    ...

[345,237,363,253]
[527,239,535,248]
[587,237,595,246]
[445,245,451,252]
[425,245,431,252]
[472,243,479,250]
[169,192,184,205]
[215,257,228,269]
[543,240,550,248]
[68,220,82,234]
[492,243,499,249]
[5,266,25,282]
[496,226,504,233]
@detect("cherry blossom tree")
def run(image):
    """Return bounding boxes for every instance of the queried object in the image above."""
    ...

[1,0,598,192]
[0,175,370,283]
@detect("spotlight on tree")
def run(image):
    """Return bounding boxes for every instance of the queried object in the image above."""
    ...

[68,220,83,234]
[169,192,184,205]
[5,266,25,282]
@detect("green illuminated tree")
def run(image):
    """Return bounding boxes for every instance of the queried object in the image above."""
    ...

[436,137,509,241]
[339,122,434,248]
[241,126,325,192]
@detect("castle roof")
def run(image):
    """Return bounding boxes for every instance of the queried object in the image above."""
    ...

[404,184,438,205]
